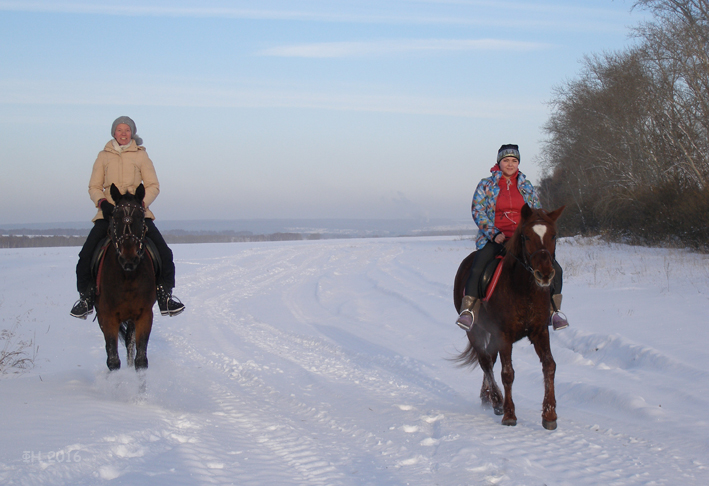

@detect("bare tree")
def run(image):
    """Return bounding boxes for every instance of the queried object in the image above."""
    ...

[539,0,709,249]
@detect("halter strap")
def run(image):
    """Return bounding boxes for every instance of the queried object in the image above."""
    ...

[109,202,147,256]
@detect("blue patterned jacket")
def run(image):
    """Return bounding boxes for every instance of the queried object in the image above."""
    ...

[472,167,541,249]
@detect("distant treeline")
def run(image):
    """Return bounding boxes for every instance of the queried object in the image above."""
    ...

[0,235,88,248]
[0,229,473,249]
[163,232,315,244]
[0,232,312,249]
[538,0,709,251]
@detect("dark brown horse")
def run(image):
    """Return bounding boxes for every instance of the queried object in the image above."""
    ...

[454,204,565,430]
[95,183,156,371]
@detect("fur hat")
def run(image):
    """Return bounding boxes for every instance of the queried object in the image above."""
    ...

[497,144,520,163]
[111,116,143,146]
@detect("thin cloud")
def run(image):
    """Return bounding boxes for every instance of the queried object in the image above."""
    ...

[258,38,551,58]
[0,1,635,31]
[0,77,543,119]
[0,1,314,20]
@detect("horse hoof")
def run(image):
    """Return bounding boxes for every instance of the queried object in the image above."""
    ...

[542,420,557,430]
[501,418,517,426]
[493,405,504,416]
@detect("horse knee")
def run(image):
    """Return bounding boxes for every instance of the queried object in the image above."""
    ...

[501,366,514,385]
[541,356,556,374]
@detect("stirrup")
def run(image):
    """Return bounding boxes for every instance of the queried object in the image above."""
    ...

[163,296,185,317]
[456,310,474,332]
[157,285,185,317]
[70,299,93,320]
[550,311,569,331]
[70,289,95,320]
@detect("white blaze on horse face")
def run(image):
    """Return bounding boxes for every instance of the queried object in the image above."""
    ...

[532,224,547,243]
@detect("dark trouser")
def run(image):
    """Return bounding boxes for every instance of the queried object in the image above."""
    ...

[145,219,175,289]
[464,240,563,298]
[75,218,175,293]
[76,220,109,293]
[465,241,506,298]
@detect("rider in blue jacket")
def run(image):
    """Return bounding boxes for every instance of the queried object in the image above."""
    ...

[456,144,569,332]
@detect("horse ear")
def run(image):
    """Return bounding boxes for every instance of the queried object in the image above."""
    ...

[135,183,145,202]
[110,183,121,203]
[546,205,566,222]
[520,203,533,221]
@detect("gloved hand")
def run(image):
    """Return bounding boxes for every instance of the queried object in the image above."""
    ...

[99,199,115,220]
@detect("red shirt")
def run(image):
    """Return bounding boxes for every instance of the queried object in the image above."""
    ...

[494,171,525,239]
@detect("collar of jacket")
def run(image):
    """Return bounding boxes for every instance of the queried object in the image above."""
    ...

[105,139,141,155]
[488,166,528,187]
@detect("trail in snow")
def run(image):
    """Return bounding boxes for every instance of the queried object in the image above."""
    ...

[0,236,708,485]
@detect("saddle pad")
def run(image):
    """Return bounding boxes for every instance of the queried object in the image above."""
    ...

[482,257,504,302]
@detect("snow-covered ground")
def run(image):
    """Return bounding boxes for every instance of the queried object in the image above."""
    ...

[1,236,708,485]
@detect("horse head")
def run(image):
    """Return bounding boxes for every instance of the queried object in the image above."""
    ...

[509,204,565,288]
[109,183,147,272]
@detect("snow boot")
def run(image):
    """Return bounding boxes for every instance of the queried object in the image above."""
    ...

[456,295,481,332]
[157,285,185,317]
[550,294,569,331]
[70,287,95,319]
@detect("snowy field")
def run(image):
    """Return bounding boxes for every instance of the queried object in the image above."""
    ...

[1,236,708,485]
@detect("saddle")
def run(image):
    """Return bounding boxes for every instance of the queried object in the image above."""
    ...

[453,250,504,312]
[90,236,161,294]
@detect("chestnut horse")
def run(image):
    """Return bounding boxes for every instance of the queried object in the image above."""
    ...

[95,183,156,371]
[454,204,564,430]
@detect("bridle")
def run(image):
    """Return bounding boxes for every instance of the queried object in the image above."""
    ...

[511,219,556,275]
[109,201,147,257]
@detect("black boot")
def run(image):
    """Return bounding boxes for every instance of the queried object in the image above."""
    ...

[157,285,185,317]
[70,288,95,319]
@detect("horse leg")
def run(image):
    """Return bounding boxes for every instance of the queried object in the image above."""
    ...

[531,330,558,430]
[99,317,121,371]
[133,310,153,371]
[498,341,517,426]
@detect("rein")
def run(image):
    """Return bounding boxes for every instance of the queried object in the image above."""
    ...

[109,202,147,256]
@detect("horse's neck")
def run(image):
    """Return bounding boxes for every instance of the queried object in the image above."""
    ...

[504,253,540,293]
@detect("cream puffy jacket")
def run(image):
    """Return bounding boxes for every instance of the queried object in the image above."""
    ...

[88,139,160,222]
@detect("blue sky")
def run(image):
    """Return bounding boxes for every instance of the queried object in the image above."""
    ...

[0,0,646,225]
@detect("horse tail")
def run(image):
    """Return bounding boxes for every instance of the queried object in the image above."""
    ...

[118,320,135,345]
[451,341,480,369]
[119,320,137,368]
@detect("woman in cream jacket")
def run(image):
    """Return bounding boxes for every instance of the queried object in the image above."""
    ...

[70,116,185,319]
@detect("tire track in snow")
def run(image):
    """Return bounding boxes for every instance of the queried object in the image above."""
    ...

[166,239,709,485]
